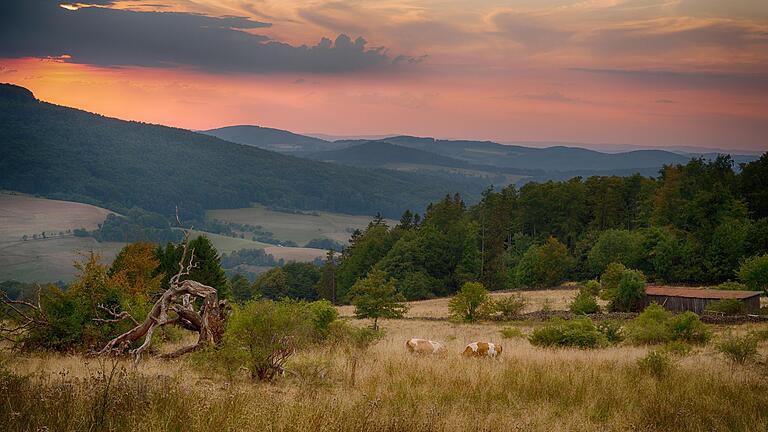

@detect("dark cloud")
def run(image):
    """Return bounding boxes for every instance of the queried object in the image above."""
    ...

[571,68,768,91]
[0,0,405,73]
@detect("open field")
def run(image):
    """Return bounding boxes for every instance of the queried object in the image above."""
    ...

[4,315,768,432]
[187,230,326,263]
[207,204,392,245]
[338,288,585,318]
[0,193,125,282]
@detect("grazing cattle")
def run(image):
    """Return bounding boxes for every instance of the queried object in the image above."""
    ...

[405,338,446,355]
[462,342,502,357]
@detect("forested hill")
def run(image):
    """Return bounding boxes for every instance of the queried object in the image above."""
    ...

[0,84,485,219]
[203,125,342,153]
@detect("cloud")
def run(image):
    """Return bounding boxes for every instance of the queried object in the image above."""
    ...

[521,91,581,103]
[655,99,677,104]
[0,0,409,74]
[490,11,573,52]
[571,68,768,91]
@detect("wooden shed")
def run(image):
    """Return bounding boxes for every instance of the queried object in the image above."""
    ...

[643,286,762,314]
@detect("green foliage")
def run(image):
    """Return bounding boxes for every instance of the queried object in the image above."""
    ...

[306,300,338,340]
[716,281,748,291]
[569,290,600,315]
[668,312,710,344]
[599,262,648,311]
[252,260,320,301]
[626,304,710,345]
[252,267,288,300]
[336,221,395,301]
[528,317,609,349]
[596,320,624,343]
[625,304,673,345]
[349,269,408,330]
[737,254,768,292]
[705,299,746,315]
[717,334,758,365]
[587,229,644,276]
[581,279,601,296]
[489,294,528,319]
[229,273,254,303]
[500,327,525,339]
[514,237,575,288]
[448,282,490,322]
[637,350,673,378]
[222,300,314,381]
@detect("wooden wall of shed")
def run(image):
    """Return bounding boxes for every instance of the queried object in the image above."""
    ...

[644,295,760,314]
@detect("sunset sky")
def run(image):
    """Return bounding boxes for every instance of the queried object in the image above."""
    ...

[1,0,767,151]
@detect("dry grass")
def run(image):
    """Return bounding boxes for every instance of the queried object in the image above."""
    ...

[337,288,584,318]
[4,316,768,432]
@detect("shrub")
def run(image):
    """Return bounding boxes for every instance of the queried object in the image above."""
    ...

[637,350,673,378]
[223,300,314,381]
[668,312,710,344]
[528,317,608,349]
[599,262,628,301]
[610,268,646,312]
[626,304,710,345]
[737,254,768,293]
[449,282,490,322]
[500,327,525,339]
[570,290,601,315]
[705,299,746,315]
[581,279,601,296]
[307,300,338,339]
[717,334,758,365]
[489,294,527,319]
[596,320,624,343]
[716,281,748,291]
[625,304,673,344]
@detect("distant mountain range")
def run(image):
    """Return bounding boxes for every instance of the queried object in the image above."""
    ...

[0,84,486,219]
[207,125,759,180]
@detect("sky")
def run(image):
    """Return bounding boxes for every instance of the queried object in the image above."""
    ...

[1,0,767,152]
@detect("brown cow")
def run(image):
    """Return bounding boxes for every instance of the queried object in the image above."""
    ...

[462,341,502,357]
[405,338,446,355]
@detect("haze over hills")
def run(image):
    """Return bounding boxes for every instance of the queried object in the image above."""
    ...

[0,84,486,219]
[207,124,758,176]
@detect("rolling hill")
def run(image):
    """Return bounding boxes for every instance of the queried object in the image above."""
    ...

[0,84,486,219]
[203,125,344,153]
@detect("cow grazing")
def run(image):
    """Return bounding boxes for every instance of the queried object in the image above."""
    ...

[405,338,446,355]
[462,342,502,357]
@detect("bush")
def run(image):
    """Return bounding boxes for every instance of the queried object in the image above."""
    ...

[449,282,490,322]
[609,268,646,312]
[223,300,315,381]
[668,312,710,345]
[625,304,673,344]
[599,262,628,301]
[500,327,525,339]
[581,279,601,296]
[488,294,527,319]
[626,304,710,345]
[596,320,624,343]
[569,290,601,315]
[705,299,746,315]
[737,254,768,292]
[717,334,758,365]
[528,317,608,349]
[637,350,673,378]
[307,300,338,339]
[716,281,748,291]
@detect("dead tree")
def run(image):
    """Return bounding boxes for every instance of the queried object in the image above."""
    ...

[99,231,227,363]
[0,286,47,347]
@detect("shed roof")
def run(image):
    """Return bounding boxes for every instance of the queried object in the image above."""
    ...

[646,286,762,300]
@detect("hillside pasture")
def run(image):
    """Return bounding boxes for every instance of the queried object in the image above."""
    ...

[207,204,390,245]
[0,193,124,282]
[4,316,768,432]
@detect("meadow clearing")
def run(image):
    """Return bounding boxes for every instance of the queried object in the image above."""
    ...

[3,289,768,432]
[207,204,391,245]
[0,193,125,282]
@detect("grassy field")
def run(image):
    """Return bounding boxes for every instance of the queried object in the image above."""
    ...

[4,312,768,432]
[187,230,326,263]
[0,193,125,282]
[207,204,392,245]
